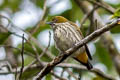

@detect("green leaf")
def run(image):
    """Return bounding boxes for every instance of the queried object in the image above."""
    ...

[0,0,21,12]
[111,8,120,19]
[25,24,50,38]
[61,0,84,22]
[16,41,52,62]
[45,74,52,80]
[40,53,52,62]
[51,45,59,56]
[0,32,11,44]
[21,67,40,80]
[33,0,44,8]
[95,41,113,70]
[93,76,108,80]
[111,25,120,33]
[33,25,50,38]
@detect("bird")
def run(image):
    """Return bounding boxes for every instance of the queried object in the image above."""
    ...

[47,16,93,70]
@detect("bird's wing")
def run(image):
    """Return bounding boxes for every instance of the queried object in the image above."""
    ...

[84,43,92,60]
[69,21,92,60]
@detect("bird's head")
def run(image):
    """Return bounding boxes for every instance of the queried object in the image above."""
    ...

[46,16,69,30]
[52,16,68,23]
[46,16,68,25]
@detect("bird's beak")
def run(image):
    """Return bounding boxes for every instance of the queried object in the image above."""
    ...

[46,21,54,25]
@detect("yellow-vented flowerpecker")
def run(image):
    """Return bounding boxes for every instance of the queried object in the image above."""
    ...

[47,16,93,70]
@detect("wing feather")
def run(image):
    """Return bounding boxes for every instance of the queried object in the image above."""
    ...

[69,21,92,60]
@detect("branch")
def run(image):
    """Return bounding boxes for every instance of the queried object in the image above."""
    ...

[27,33,55,59]
[51,71,67,80]
[3,62,115,80]
[80,5,98,29]
[85,0,115,13]
[65,68,78,80]
[29,41,43,66]
[35,18,119,80]
[0,14,11,27]
[0,23,17,67]
[0,14,55,59]
[39,31,51,58]
[20,31,52,74]
[15,64,18,80]
[0,45,35,58]
[74,0,120,75]
[57,63,115,80]
[19,34,25,79]
[22,31,51,73]
[31,0,49,34]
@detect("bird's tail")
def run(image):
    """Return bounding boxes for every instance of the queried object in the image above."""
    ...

[82,60,93,70]
[73,52,93,70]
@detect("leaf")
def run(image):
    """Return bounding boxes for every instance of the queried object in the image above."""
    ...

[110,8,120,19]
[0,32,11,44]
[51,45,59,56]
[93,76,108,80]
[33,24,50,38]
[33,0,44,8]
[61,0,84,22]
[45,74,52,80]
[95,41,113,70]
[15,41,52,62]
[21,67,40,80]
[111,25,120,33]
[0,0,21,12]
[26,24,50,38]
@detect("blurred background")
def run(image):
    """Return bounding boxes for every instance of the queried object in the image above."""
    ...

[0,0,120,80]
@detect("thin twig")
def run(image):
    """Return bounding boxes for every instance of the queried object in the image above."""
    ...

[22,31,51,73]
[86,4,98,36]
[0,14,55,60]
[78,72,82,80]
[60,68,65,77]
[19,34,25,79]
[63,60,78,80]
[95,19,98,30]
[31,0,48,34]
[0,45,35,58]
[3,62,115,80]
[80,5,98,29]
[57,63,115,80]
[0,14,11,27]
[40,0,47,21]
[51,71,67,80]
[0,14,55,59]
[28,33,55,59]
[66,69,78,80]
[23,60,37,72]
[15,64,18,80]
[85,0,115,13]
[30,42,43,66]
[35,19,118,80]
[39,31,51,58]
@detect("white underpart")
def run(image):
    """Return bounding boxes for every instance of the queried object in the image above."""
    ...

[53,22,85,56]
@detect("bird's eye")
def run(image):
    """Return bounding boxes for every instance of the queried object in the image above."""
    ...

[52,18,57,23]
